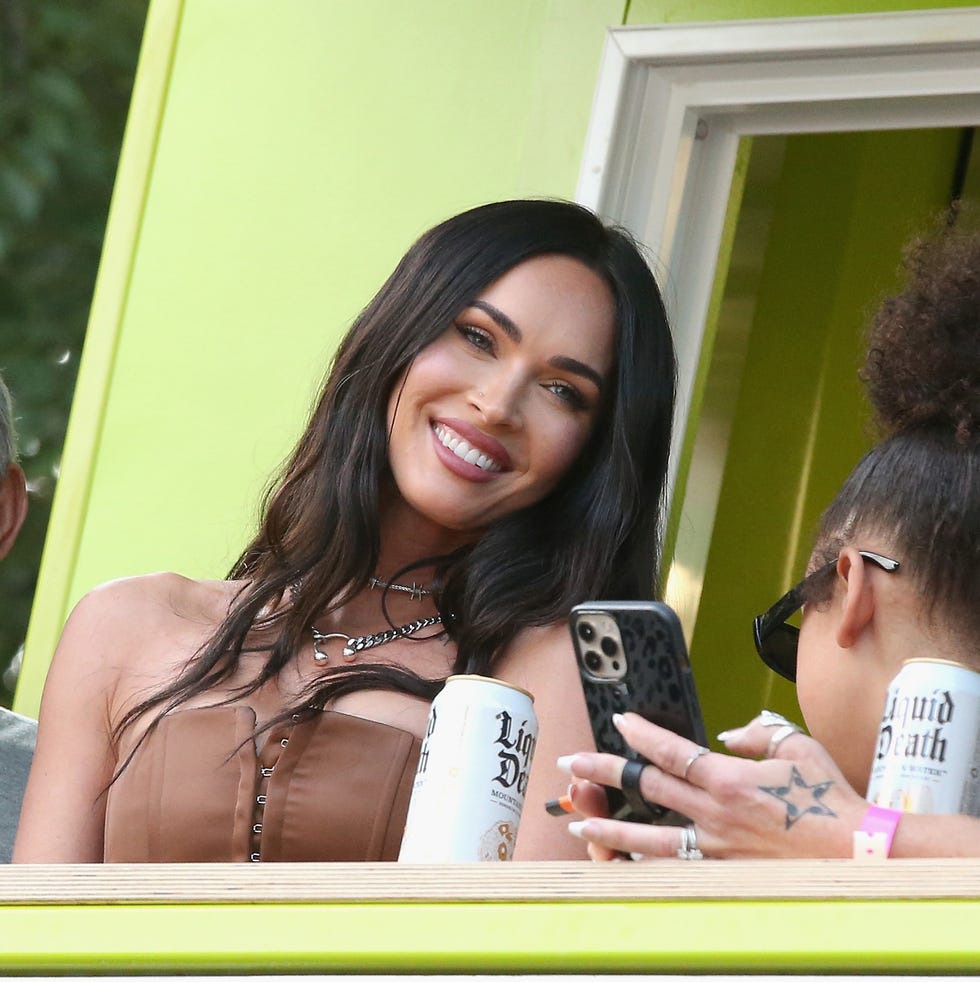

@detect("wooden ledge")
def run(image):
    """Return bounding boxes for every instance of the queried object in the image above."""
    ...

[1,858,977,905]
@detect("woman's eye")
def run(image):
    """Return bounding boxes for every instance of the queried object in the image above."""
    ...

[545,380,586,410]
[456,323,494,352]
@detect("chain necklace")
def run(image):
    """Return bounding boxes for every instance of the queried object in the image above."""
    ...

[368,576,434,601]
[312,615,443,664]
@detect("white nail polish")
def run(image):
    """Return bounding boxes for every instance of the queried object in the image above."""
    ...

[612,713,625,728]
[717,725,747,743]
[567,821,586,839]
[556,754,577,774]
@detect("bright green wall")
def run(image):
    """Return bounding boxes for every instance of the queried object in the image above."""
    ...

[16,0,625,713]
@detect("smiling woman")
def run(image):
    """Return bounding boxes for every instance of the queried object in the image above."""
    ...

[12,199,676,865]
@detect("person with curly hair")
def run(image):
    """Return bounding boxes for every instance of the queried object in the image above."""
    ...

[559,222,980,860]
[13,199,677,863]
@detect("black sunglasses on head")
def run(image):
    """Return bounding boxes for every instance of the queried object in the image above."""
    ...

[752,550,900,683]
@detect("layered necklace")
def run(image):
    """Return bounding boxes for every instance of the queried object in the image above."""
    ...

[311,574,441,664]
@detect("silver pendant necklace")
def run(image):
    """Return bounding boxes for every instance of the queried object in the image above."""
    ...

[312,615,443,664]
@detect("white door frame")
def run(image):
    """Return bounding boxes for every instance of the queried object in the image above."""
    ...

[576,8,980,499]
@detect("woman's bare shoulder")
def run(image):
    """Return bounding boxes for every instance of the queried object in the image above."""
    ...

[56,572,240,672]
[73,571,238,624]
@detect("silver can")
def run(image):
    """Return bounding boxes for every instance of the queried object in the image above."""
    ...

[398,674,538,862]
[867,658,980,815]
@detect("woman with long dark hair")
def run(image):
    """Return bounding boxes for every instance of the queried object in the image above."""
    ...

[560,222,980,859]
[14,199,676,862]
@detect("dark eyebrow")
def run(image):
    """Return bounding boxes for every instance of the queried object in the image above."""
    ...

[549,355,604,393]
[469,300,604,394]
[471,300,521,340]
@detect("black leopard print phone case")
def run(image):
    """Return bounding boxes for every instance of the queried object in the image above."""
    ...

[570,601,707,823]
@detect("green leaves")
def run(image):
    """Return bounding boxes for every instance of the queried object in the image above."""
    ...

[0,0,148,704]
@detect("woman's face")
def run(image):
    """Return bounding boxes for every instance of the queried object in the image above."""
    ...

[795,566,889,795]
[386,254,616,542]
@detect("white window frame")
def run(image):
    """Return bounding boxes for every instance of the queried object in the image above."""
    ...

[576,8,980,498]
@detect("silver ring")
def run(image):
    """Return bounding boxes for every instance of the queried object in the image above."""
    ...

[676,824,703,860]
[681,745,710,781]
[766,722,804,758]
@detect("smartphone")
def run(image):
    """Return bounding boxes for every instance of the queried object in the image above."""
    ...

[569,600,707,824]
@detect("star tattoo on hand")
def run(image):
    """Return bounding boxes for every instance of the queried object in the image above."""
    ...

[760,766,836,828]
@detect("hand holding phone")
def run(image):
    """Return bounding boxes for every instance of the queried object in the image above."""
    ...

[566,600,707,824]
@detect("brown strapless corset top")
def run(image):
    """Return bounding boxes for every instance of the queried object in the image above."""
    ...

[103,706,421,862]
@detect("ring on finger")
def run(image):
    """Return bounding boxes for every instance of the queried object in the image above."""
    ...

[681,745,710,781]
[766,722,804,758]
[676,824,703,860]
[620,759,666,821]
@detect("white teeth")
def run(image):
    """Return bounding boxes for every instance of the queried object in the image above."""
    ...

[434,424,502,472]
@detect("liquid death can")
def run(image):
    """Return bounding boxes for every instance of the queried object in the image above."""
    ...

[867,658,980,815]
[398,674,538,862]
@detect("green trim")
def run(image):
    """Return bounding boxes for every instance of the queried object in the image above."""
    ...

[1,900,979,973]
[13,0,185,718]
[627,0,980,22]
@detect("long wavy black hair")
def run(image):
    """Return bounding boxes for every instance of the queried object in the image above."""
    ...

[114,199,676,743]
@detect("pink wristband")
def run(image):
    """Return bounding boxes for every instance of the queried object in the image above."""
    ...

[852,804,903,859]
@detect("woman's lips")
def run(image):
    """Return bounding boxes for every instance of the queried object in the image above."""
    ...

[431,418,512,477]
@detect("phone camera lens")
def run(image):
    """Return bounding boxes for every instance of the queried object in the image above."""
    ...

[577,622,596,643]
[600,636,618,656]
[584,651,602,673]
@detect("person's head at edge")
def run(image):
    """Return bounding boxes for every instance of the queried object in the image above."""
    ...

[794,223,980,794]
[120,198,676,732]
[0,374,28,563]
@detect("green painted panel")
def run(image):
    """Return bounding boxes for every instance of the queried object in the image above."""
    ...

[1,899,979,973]
[17,0,626,713]
[628,0,980,23]
[687,128,962,737]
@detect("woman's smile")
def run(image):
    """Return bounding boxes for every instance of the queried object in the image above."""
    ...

[432,419,509,478]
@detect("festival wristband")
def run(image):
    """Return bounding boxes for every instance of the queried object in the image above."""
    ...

[852,804,903,859]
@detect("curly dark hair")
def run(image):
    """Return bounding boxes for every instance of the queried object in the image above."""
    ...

[863,227,980,445]
[811,219,980,646]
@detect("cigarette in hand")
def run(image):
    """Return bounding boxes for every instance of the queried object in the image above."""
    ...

[544,794,574,816]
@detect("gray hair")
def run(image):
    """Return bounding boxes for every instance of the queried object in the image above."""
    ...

[0,373,17,477]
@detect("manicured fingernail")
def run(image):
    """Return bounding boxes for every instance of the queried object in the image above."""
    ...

[567,821,587,839]
[630,852,646,861]
[556,754,578,774]
[717,725,748,743]
[612,713,626,729]
[759,708,790,725]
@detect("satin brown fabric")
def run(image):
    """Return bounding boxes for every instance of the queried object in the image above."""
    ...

[104,707,420,862]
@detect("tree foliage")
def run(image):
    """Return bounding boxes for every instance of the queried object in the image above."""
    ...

[1,0,148,704]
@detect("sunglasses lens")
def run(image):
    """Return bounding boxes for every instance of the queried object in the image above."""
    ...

[760,624,798,682]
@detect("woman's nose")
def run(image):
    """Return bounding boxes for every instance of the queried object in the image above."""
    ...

[471,373,523,428]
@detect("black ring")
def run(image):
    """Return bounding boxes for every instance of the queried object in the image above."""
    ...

[619,758,665,821]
